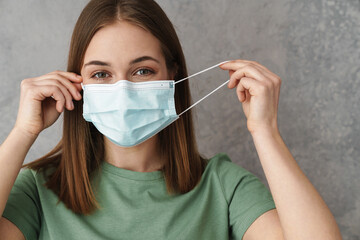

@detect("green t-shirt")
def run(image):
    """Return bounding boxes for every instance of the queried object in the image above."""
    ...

[2,153,275,240]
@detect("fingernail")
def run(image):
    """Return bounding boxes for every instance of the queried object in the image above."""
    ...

[70,101,74,109]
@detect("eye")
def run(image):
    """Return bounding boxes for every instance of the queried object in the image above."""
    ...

[90,71,110,81]
[134,68,155,76]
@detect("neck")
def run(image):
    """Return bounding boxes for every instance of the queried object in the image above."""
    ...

[103,135,164,172]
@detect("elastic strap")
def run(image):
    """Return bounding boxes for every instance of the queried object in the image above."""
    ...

[178,79,230,116]
[177,61,231,116]
[175,60,230,85]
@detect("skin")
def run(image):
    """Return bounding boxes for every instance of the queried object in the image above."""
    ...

[0,21,342,239]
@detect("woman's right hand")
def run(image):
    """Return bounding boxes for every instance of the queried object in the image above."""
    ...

[14,71,83,137]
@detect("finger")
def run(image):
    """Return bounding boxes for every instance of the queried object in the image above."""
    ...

[227,64,276,86]
[219,59,248,70]
[35,74,82,100]
[228,70,235,79]
[227,66,268,89]
[53,70,83,83]
[73,83,83,92]
[36,85,66,113]
[246,64,281,88]
[220,59,266,72]
[56,71,84,92]
[34,80,74,110]
[237,81,246,102]
[242,60,281,82]
[235,77,266,102]
[239,60,276,76]
[245,89,251,102]
[220,60,281,84]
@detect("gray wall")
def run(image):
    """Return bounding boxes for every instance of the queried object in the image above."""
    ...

[1,0,359,239]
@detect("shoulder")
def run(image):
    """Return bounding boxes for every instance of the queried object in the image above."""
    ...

[14,167,49,190]
[206,152,256,181]
[205,152,272,204]
[14,168,37,185]
[3,168,45,240]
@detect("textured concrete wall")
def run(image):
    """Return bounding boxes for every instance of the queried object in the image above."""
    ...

[1,0,359,239]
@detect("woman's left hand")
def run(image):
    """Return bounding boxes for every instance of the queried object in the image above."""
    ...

[220,60,281,134]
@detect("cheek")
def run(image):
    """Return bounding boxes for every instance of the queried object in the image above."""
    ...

[154,67,171,80]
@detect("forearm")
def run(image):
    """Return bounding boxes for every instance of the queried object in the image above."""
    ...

[0,127,37,216]
[251,128,342,240]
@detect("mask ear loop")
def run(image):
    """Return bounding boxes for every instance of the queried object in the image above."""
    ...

[178,79,230,117]
[176,60,231,117]
[174,60,230,85]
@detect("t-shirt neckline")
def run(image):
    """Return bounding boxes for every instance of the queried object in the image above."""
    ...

[101,161,164,181]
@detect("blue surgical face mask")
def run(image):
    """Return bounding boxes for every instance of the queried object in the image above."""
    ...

[81,61,230,147]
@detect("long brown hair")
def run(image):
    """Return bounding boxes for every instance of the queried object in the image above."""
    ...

[23,0,207,215]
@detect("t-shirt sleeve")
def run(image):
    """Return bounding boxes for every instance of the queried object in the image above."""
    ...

[215,153,276,240]
[2,168,41,240]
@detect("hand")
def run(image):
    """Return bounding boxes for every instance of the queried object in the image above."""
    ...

[220,60,281,134]
[14,70,83,137]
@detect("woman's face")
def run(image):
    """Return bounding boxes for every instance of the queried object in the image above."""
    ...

[81,21,170,84]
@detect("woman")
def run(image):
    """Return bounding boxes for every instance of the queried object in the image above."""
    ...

[0,0,342,239]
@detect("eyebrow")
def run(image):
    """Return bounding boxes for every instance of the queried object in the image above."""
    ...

[83,60,111,68]
[83,56,160,68]
[130,56,160,65]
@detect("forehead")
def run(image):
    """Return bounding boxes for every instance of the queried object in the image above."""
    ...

[83,21,164,65]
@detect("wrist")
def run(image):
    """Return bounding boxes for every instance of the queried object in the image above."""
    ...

[12,126,39,142]
[250,126,281,140]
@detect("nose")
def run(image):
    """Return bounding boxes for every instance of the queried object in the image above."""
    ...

[111,75,128,83]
